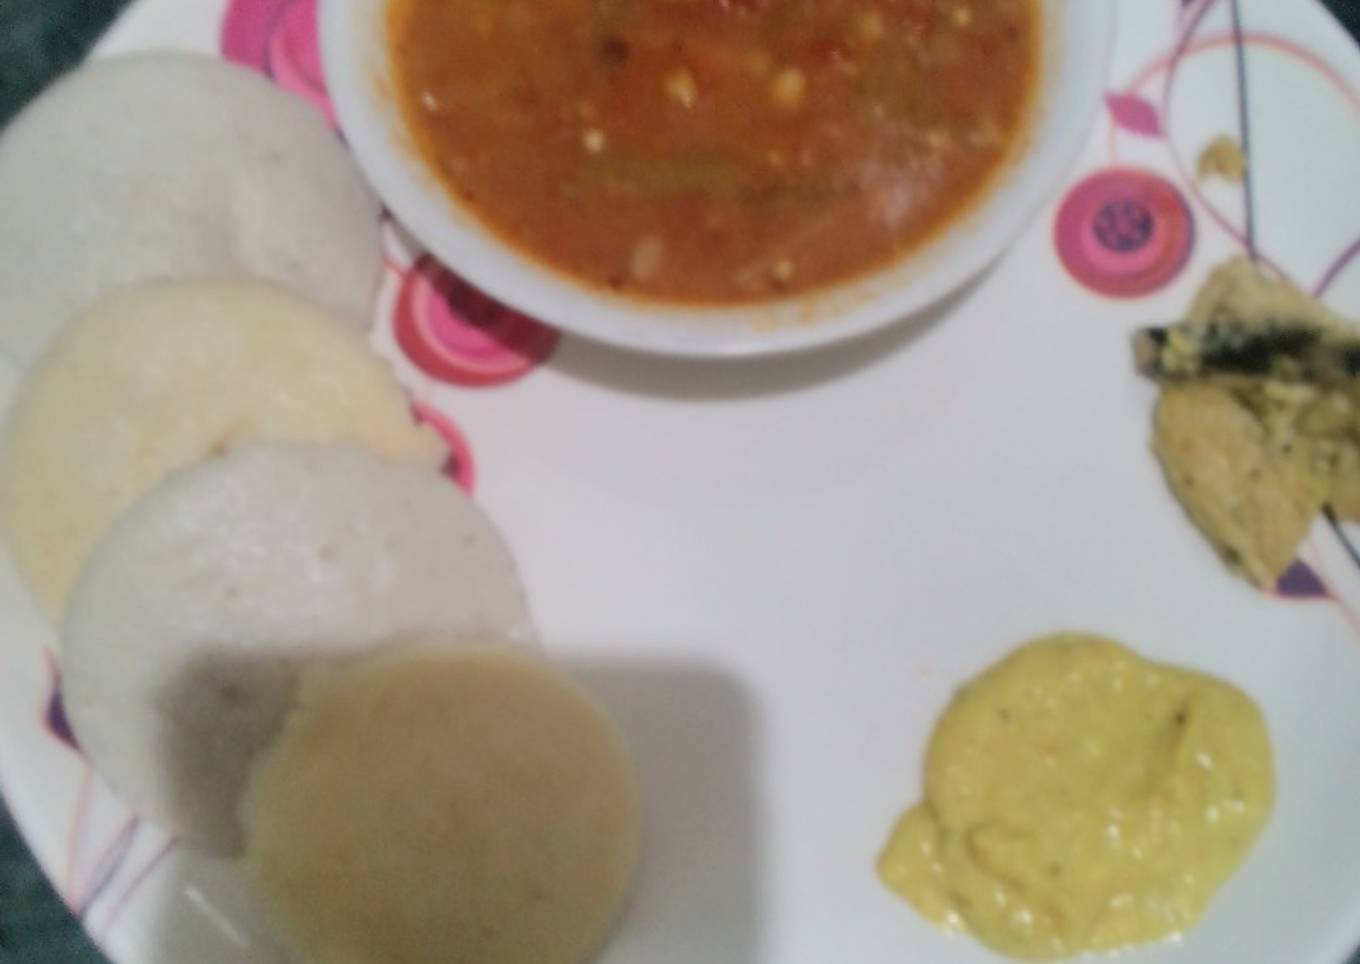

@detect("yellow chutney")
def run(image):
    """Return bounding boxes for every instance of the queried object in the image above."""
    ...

[878,633,1273,960]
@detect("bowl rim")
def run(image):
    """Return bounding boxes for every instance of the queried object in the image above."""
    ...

[321,0,1118,358]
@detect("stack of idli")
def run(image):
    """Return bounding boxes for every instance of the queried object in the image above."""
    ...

[0,50,415,626]
[0,47,639,964]
[0,50,540,839]
[60,442,537,851]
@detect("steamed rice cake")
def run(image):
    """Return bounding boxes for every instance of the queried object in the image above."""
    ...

[245,645,639,964]
[0,278,444,623]
[61,442,536,852]
[0,51,381,366]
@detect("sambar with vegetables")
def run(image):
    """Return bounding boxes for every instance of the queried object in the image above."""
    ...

[387,0,1039,302]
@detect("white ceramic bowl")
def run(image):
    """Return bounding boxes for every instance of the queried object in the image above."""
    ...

[321,0,1116,357]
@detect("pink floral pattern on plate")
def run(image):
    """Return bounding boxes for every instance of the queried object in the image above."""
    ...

[1055,167,1195,297]
[221,0,334,126]
[395,256,560,388]
[412,401,477,493]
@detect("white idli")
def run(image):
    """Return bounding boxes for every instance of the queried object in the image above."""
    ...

[245,646,639,964]
[0,278,444,623]
[61,443,536,853]
[0,51,381,366]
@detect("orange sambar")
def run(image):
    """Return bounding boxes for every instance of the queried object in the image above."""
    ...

[388,0,1039,303]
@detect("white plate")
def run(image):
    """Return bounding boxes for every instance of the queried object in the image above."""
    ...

[2,1,1359,962]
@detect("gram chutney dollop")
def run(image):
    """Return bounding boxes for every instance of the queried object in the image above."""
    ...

[879,633,1273,960]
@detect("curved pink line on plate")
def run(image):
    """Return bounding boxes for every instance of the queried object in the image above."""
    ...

[76,817,140,920]
[96,839,177,941]
[1125,31,1360,110]
[1164,0,1223,97]
[1107,22,1360,284]
[62,766,93,907]
[1315,237,1360,297]
[1162,23,1294,283]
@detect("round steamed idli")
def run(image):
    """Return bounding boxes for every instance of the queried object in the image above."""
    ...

[61,442,536,853]
[0,278,445,623]
[245,646,640,964]
[0,51,381,367]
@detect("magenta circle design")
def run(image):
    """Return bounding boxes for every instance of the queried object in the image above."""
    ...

[1054,167,1195,298]
[220,0,336,127]
[395,256,559,387]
